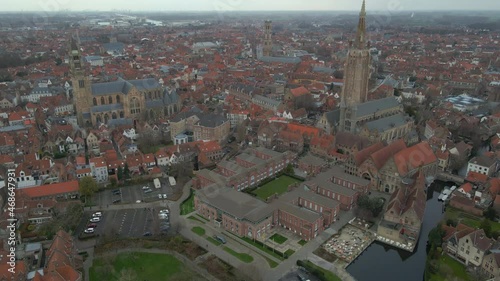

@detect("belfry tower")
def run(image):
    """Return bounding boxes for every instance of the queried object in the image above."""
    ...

[338,0,371,133]
[68,36,92,127]
[263,20,273,57]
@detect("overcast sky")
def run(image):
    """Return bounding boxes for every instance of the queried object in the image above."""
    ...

[1,0,499,12]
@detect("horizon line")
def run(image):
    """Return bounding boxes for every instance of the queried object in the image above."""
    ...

[0,9,499,13]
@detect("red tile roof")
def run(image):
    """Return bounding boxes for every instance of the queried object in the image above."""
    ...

[19,181,79,198]
[394,141,437,175]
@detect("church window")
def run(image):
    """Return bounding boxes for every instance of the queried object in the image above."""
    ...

[116,95,121,103]
[93,98,97,106]
[100,97,105,105]
[130,98,141,114]
[108,96,113,104]
[78,80,85,88]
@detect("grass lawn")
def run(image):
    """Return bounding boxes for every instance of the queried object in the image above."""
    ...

[180,190,195,215]
[446,206,500,232]
[89,252,190,281]
[284,249,295,257]
[298,240,307,246]
[263,256,279,268]
[429,254,470,281]
[252,175,300,199]
[270,233,288,244]
[191,226,206,236]
[223,247,254,263]
[188,216,205,224]
[302,260,342,281]
[207,236,222,246]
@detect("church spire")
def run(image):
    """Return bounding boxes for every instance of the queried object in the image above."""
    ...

[354,0,367,49]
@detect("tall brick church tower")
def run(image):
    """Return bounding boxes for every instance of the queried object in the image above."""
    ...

[263,20,273,57]
[69,36,92,127]
[339,0,371,133]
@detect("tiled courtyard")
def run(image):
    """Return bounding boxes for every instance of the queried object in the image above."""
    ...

[322,224,374,263]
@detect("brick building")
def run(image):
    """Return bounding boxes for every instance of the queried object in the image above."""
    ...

[193,147,297,190]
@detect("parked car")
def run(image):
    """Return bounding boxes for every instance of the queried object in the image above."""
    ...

[144,189,153,194]
[214,235,226,244]
[142,186,149,190]
[136,200,142,203]
[143,232,152,237]
[112,189,121,195]
[87,223,97,228]
[162,194,167,199]
[297,275,310,281]
[89,217,100,223]
[158,194,162,199]
[92,212,102,217]
[112,199,121,204]
[84,228,95,234]
[159,209,169,214]
[159,214,168,220]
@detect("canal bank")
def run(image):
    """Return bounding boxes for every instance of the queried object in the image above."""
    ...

[346,181,447,281]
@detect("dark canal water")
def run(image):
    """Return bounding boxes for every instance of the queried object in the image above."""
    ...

[346,181,449,281]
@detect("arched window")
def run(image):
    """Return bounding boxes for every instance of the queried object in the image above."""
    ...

[100,96,105,105]
[120,111,124,118]
[93,97,97,106]
[104,114,109,124]
[116,95,121,103]
[148,92,152,100]
[130,98,140,114]
[112,112,117,119]
[96,114,102,124]
[108,96,113,104]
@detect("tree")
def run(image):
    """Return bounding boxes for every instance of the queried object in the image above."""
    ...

[117,166,124,181]
[79,176,98,203]
[110,177,117,187]
[294,94,315,111]
[428,224,445,247]
[484,207,497,221]
[480,219,492,237]
[123,163,130,179]
[284,163,294,175]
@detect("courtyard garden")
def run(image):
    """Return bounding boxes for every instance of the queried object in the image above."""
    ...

[251,175,301,200]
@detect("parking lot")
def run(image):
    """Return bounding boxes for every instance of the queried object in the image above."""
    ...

[79,207,170,238]
[93,178,174,207]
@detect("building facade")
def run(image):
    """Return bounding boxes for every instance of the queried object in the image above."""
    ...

[69,38,181,127]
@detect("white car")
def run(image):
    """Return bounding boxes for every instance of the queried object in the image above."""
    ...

[89,217,100,223]
[158,194,163,199]
[159,213,168,219]
[162,194,167,199]
[159,209,169,214]
[142,186,149,190]
[92,212,102,217]
[136,200,142,203]
[84,228,95,234]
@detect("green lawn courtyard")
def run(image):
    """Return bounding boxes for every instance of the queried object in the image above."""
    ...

[270,233,288,244]
[251,175,301,200]
[89,252,196,281]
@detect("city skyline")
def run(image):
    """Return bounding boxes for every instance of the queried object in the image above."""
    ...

[1,0,499,12]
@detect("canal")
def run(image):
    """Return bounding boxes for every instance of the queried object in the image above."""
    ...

[346,181,448,281]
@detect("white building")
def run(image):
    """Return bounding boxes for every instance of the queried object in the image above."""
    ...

[466,155,497,176]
